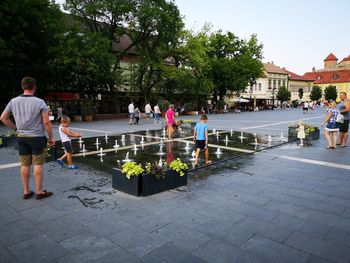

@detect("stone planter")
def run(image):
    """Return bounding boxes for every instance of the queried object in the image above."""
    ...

[0,135,6,147]
[288,127,298,141]
[84,115,94,122]
[72,115,83,122]
[185,111,198,115]
[141,173,171,196]
[166,169,187,188]
[45,146,57,162]
[112,168,142,196]
[308,130,320,140]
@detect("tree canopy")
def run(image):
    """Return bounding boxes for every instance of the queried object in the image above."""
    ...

[0,0,63,106]
[324,85,337,101]
[276,86,291,103]
[309,86,323,102]
[1,0,265,113]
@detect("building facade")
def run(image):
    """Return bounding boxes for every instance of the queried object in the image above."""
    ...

[284,69,313,101]
[236,62,289,108]
[303,53,350,98]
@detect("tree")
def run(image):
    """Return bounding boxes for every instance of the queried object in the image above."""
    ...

[50,30,122,97]
[0,0,63,108]
[298,88,304,100]
[207,31,263,104]
[276,86,291,104]
[324,85,337,101]
[309,85,322,101]
[127,0,184,103]
[65,0,184,105]
[160,27,213,109]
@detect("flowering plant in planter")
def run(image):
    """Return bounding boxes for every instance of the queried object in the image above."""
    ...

[169,158,188,177]
[305,126,317,136]
[122,162,144,179]
[145,162,167,179]
[6,130,16,137]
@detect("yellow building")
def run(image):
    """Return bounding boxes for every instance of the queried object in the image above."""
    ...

[303,53,350,98]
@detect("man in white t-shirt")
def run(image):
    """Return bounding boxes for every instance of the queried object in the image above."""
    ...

[303,101,309,114]
[128,102,134,124]
[154,104,161,124]
[145,103,153,120]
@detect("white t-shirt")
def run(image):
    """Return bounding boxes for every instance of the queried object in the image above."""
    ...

[145,104,152,113]
[59,125,71,142]
[304,102,309,108]
[154,105,161,114]
[128,103,134,113]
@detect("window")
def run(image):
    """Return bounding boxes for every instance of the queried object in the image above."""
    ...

[282,80,286,87]
[273,79,276,89]
[268,79,272,89]
[333,74,338,80]
[316,75,322,80]
[277,80,281,87]
[258,83,262,91]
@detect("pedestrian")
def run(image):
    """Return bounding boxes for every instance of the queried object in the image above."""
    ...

[128,102,134,125]
[145,102,153,120]
[320,101,339,149]
[165,104,175,139]
[194,114,211,165]
[154,104,161,124]
[302,101,309,114]
[297,121,305,147]
[56,116,81,169]
[56,104,63,122]
[133,107,141,125]
[47,106,54,121]
[337,92,350,147]
[0,76,54,199]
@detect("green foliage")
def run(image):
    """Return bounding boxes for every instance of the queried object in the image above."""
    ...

[50,29,122,96]
[145,162,167,179]
[298,88,304,100]
[122,162,144,179]
[0,0,64,106]
[324,85,337,101]
[208,31,264,102]
[81,100,94,116]
[169,158,188,177]
[276,86,291,103]
[291,99,300,108]
[310,86,322,101]
[161,27,213,108]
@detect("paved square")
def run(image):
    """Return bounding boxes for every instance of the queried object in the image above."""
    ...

[1,108,350,262]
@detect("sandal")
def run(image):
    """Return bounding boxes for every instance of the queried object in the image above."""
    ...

[23,191,34,200]
[206,161,212,165]
[325,146,333,149]
[36,190,53,200]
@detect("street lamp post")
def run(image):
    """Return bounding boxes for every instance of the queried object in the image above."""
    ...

[271,87,275,110]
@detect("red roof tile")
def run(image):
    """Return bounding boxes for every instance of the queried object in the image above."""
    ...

[302,70,350,84]
[339,55,350,63]
[324,53,338,61]
[284,69,312,81]
[263,63,288,74]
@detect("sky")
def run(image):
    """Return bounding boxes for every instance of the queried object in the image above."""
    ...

[174,0,350,75]
[56,0,350,75]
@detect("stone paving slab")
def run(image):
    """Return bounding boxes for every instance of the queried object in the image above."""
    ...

[1,109,350,262]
